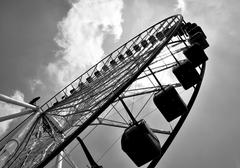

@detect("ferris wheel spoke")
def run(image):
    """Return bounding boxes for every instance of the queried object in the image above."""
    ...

[90,120,128,129]
[0,114,35,152]
[3,115,40,167]
[0,94,38,110]
[59,150,78,168]
[0,108,34,123]
[149,46,187,66]
[134,93,154,119]
[46,60,138,114]
[90,117,171,136]
[49,55,150,118]
[120,83,181,100]
[0,113,66,168]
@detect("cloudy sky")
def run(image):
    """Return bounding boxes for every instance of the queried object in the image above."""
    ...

[0,0,240,168]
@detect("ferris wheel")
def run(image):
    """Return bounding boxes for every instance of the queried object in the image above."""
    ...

[0,14,209,168]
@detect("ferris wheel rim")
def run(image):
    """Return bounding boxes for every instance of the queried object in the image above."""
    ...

[36,14,186,168]
[39,14,183,112]
[147,62,206,168]
[0,14,208,168]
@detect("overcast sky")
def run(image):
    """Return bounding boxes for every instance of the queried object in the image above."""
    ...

[0,0,240,168]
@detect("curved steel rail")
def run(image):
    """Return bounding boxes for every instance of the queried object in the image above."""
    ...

[37,14,184,168]
[0,14,207,168]
[148,63,206,168]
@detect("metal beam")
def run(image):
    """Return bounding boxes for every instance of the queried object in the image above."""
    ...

[0,115,33,151]
[76,137,102,168]
[0,109,34,123]
[63,151,79,168]
[119,97,137,125]
[90,123,171,135]
[0,94,37,110]
[55,151,63,168]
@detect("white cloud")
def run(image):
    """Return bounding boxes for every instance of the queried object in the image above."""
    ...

[0,91,24,135]
[47,0,124,88]
[29,79,44,92]
[175,0,186,13]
